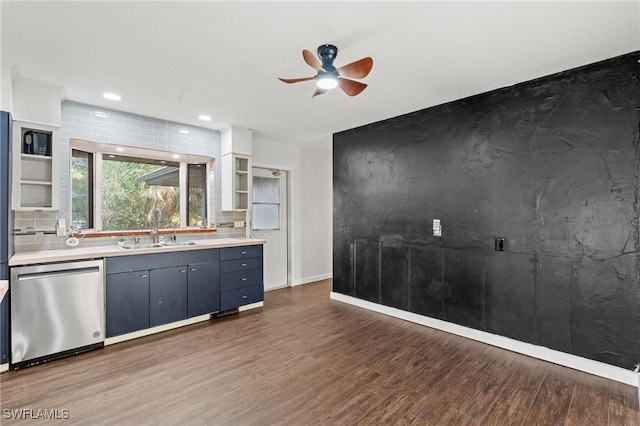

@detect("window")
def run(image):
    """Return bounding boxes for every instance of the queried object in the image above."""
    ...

[252,175,280,230]
[188,164,207,227]
[70,140,211,231]
[102,155,180,231]
[71,149,94,229]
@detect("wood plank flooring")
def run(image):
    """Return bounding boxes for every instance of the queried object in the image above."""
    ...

[1,279,638,425]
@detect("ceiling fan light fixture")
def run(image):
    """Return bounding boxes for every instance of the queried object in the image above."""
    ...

[317,75,338,90]
[278,45,372,97]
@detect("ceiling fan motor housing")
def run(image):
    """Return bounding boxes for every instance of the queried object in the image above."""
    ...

[318,44,338,72]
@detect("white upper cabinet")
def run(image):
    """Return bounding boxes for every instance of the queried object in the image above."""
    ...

[221,154,250,211]
[12,120,59,211]
[221,125,252,211]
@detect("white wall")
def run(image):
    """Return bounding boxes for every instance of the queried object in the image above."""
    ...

[252,135,332,286]
[299,136,332,284]
[1,62,13,112]
[11,77,61,126]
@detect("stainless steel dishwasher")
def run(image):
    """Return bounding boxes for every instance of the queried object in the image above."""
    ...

[11,259,105,366]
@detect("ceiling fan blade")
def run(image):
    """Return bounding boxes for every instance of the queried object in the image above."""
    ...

[338,78,368,96]
[311,88,326,98]
[278,76,316,84]
[303,49,325,72]
[337,57,373,79]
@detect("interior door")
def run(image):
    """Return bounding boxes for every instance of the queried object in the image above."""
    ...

[251,167,288,290]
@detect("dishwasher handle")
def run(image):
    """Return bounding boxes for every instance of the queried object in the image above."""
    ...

[17,267,101,281]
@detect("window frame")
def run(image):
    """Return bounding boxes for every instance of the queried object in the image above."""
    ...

[252,172,282,231]
[70,139,213,232]
[70,148,95,229]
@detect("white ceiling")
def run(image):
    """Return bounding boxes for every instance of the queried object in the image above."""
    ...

[1,1,638,145]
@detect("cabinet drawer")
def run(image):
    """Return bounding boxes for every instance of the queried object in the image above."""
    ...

[220,268,263,291]
[106,249,218,274]
[219,245,262,261]
[220,284,263,311]
[220,256,262,274]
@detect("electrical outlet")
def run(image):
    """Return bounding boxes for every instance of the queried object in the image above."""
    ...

[56,218,67,236]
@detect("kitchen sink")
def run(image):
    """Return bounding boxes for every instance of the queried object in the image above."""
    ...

[118,241,197,250]
[161,241,198,247]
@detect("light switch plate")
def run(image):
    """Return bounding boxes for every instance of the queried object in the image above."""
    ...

[433,219,442,237]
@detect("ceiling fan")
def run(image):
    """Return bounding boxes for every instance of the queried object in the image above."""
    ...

[278,44,373,98]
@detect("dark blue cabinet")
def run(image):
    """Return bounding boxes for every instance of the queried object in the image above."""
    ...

[105,249,222,337]
[220,245,263,311]
[188,261,219,317]
[0,294,7,364]
[106,270,150,337]
[105,246,261,337]
[150,266,188,327]
[1,111,12,365]
[220,244,262,261]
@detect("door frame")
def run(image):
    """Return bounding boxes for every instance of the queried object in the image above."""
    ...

[250,162,292,288]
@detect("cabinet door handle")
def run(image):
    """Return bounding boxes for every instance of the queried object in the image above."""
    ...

[241,277,247,281]
[241,263,247,267]
[241,251,247,255]
[190,268,197,272]
[242,295,248,299]
[140,274,148,278]
[180,269,187,273]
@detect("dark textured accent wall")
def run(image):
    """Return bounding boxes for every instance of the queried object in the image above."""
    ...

[333,52,640,370]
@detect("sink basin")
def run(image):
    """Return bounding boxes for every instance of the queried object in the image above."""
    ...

[118,243,163,250]
[118,241,197,250]
[160,241,197,247]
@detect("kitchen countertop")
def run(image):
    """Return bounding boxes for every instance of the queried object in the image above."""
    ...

[9,238,266,266]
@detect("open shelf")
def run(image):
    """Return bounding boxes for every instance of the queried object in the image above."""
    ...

[13,121,59,211]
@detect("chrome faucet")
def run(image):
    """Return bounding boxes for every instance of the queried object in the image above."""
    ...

[150,208,162,243]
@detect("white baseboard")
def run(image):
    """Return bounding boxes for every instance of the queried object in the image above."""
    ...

[265,284,288,292]
[292,273,332,287]
[238,301,264,311]
[330,292,639,388]
[104,314,212,345]
[0,363,8,373]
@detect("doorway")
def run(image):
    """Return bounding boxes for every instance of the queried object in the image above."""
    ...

[250,167,289,290]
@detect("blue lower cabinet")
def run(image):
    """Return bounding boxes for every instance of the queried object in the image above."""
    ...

[219,269,263,291]
[150,266,188,327]
[0,295,8,364]
[220,285,263,311]
[188,262,219,317]
[219,245,264,311]
[105,247,260,338]
[106,271,150,337]
[219,244,262,261]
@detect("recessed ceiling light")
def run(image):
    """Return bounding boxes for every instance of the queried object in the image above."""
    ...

[198,114,212,121]
[116,147,124,152]
[178,128,190,135]
[103,92,121,101]
[93,111,109,118]
[172,154,180,159]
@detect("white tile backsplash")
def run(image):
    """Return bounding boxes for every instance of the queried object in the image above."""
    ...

[13,101,247,253]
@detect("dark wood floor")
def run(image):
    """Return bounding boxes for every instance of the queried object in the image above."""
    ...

[1,279,638,425]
